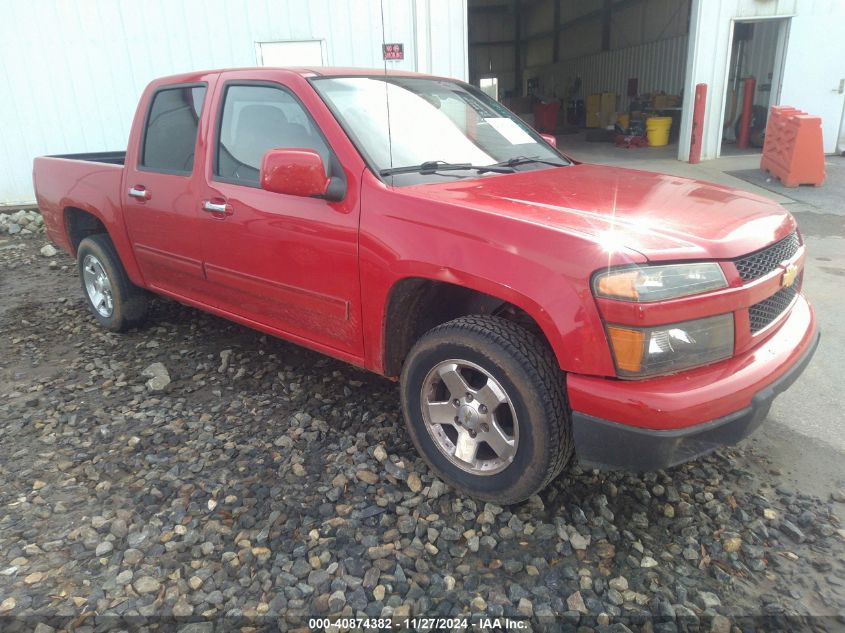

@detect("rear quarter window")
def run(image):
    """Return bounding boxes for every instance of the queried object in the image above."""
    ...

[141,85,207,174]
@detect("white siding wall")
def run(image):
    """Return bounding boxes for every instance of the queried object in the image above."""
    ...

[0,0,467,205]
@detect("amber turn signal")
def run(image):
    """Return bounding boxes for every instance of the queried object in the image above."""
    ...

[596,270,640,299]
[593,263,728,302]
[606,314,734,378]
[606,326,645,373]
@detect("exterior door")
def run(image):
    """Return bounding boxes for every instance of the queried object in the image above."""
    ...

[198,81,363,356]
[780,12,845,153]
[839,98,845,154]
[123,83,209,297]
[256,40,325,66]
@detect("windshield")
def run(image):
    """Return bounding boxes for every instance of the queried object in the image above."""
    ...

[310,76,567,185]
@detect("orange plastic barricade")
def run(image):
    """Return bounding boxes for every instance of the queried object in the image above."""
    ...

[760,106,800,171]
[761,106,825,188]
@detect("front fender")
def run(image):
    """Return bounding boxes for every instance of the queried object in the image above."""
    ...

[359,174,644,376]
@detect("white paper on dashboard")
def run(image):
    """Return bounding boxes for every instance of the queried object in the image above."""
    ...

[484,117,535,145]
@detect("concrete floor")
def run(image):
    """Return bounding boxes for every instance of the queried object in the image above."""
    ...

[555,132,793,203]
[556,131,845,504]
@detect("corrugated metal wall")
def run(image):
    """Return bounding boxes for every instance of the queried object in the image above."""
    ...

[740,19,781,108]
[532,34,689,100]
[469,1,517,95]
[0,0,467,205]
[468,0,689,100]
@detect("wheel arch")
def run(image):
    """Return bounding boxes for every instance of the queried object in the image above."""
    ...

[381,274,563,378]
[61,203,146,287]
[64,205,109,255]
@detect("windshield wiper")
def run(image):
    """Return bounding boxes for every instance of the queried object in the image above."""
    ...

[380,160,515,177]
[478,156,568,172]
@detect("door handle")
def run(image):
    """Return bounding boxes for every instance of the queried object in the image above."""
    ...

[128,186,150,200]
[202,200,232,215]
[834,79,845,94]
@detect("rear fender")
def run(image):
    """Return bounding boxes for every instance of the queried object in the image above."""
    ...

[61,199,146,288]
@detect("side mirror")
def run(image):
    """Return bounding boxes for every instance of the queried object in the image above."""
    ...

[260,148,330,198]
[540,133,557,148]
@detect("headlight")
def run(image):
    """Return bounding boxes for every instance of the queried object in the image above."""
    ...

[593,263,727,302]
[606,314,734,378]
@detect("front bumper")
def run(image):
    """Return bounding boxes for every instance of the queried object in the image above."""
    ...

[569,295,819,470]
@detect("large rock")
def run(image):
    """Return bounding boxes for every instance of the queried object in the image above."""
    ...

[133,576,161,594]
[142,362,171,391]
[566,591,587,614]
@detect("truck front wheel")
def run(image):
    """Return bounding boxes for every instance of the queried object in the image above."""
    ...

[77,234,148,332]
[400,315,573,504]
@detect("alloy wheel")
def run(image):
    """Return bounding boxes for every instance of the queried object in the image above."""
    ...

[419,359,519,475]
[82,254,114,318]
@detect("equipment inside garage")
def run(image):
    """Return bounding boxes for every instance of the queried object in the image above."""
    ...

[467,0,794,161]
[468,0,694,157]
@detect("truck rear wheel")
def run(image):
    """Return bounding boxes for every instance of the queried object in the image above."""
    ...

[400,315,573,504]
[77,234,148,332]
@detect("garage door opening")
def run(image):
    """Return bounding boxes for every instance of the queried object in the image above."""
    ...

[719,18,789,157]
[467,0,692,166]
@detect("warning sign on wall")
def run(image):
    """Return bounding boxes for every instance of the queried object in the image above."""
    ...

[382,43,404,60]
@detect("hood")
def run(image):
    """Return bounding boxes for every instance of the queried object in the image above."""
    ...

[401,163,797,261]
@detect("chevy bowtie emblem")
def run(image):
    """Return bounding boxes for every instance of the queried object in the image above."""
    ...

[781,263,799,288]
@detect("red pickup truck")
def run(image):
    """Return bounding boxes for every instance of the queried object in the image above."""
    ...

[33,68,818,503]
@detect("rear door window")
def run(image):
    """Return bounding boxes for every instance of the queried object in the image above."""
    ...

[141,85,207,175]
[215,84,331,186]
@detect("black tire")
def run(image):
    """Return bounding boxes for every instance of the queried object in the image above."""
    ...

[400,315,573,504]
[77,234,148,332]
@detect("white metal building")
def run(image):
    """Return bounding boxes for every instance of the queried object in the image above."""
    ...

[2,0,843,206]
[0,0,468,205]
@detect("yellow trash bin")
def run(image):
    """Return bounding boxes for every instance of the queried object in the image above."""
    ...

[646,116,672,146]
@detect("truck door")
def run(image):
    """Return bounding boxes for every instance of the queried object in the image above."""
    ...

[122,82,211,299]
[197,80,363,357]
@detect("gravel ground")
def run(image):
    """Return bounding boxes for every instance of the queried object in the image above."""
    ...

[1,220,844,632]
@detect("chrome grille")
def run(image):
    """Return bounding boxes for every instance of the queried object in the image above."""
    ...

[748,275,801,333]
[734,232,800,282]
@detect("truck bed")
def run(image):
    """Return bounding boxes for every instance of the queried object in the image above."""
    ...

[33,153,127,255]
[46,151,126,165]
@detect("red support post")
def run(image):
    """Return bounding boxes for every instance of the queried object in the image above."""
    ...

[689,83,707,164]
[737,78,756,149]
